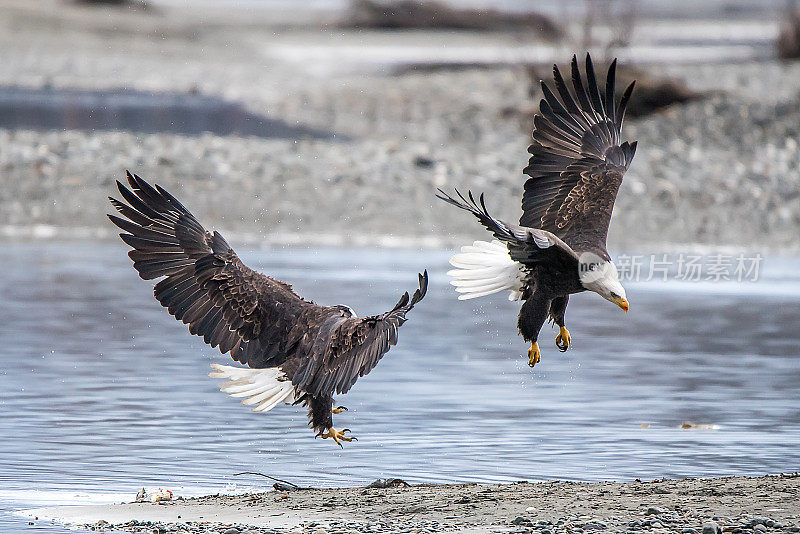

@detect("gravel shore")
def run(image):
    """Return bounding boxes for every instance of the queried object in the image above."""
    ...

[27,475,800,534]
[1,2,799,251]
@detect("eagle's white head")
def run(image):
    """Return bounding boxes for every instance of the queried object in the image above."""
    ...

[578,253,629,312]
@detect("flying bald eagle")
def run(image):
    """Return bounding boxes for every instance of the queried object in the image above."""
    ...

[109,172,427,446]
[438,54,634,366]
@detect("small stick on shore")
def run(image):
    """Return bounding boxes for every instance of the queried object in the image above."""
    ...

[233,472,308,490]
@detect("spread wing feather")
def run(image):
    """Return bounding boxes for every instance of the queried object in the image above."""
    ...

[295,271,428,398]
[521,53,637,254]
[109,171,319,369]
[436,188,578,266]
[110,172,427,402]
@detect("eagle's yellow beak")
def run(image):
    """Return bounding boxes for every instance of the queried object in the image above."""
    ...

[613,296,629,313]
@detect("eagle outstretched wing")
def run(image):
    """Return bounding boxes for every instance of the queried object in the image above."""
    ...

[521,53,637,256]
[436,188,578,266]
[293,271,428,398]
[110,171,427,407]
[108,171,322,370]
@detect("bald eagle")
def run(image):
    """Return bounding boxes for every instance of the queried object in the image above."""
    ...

[109,172,427,446]
[438,54,634,366]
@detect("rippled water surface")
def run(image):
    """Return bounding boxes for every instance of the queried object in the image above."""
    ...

[2,242,799,532]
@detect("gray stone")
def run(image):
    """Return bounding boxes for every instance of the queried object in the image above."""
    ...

[754,525,767,533]
[223,529,240,534]
[702,522,721,534]
[651,521,664,529]
[582,522,607,531]
[646,507,665,515]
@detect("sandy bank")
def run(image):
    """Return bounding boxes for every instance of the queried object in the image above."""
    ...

[25,475,800,534]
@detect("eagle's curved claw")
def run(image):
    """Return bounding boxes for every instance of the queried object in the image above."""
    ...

[332,406,348,414]
[527,342,541,367]
[318,427,357,447]
[555,326,571,352]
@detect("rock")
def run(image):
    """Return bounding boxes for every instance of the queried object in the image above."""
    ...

[510,516,533,526]
[647,506,665,515]
[702,522,721,534]
[223,529,240,534]
[582,522,607,531]
[754,525,767,533]
[651,521,664,528]
[414,155,434,168]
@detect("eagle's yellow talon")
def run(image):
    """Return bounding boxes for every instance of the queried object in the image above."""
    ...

[319,427,356,447]
[332,406,348,414]
[555,326,571,352]
[527,342,541,367]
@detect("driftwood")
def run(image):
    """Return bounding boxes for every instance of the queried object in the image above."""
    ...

[341,0,563,41]
[233,472,311,491]
[778,7,800,59]
[366,478,410,488]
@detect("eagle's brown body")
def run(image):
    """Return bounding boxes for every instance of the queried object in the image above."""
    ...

[110,173,427,443]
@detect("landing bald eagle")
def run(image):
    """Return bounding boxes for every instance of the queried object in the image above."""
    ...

[109,172,427,446]
[438,54,634,366]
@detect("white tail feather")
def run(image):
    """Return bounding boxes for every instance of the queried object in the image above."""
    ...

[209,364,295,414]
[447,240,525,301]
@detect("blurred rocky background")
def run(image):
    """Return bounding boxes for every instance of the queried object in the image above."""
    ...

[0,0,798,251]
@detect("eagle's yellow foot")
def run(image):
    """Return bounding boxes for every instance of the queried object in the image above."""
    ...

[555,326,571,352]
[527,342,541,367]
[332,406,348,414]
[318,427,356,447]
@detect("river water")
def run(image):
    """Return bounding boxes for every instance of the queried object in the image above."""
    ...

[1,242,798,532]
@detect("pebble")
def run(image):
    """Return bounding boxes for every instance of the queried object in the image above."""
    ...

[1,61,799,252]
[703,521,721,534]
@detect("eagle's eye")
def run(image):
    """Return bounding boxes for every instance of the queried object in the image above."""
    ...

[610,292,620,299]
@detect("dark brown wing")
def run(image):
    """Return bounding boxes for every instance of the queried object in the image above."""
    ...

[108,171,323,369]
[436,188,578,267]
[291,271,428,398]
[521,53,637,254]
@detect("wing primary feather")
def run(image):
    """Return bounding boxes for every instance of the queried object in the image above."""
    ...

[605,59,617,137]
[570,55,596,121]
[584,52,605,118]
[617,80,636,130]
[552,63,588,129]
